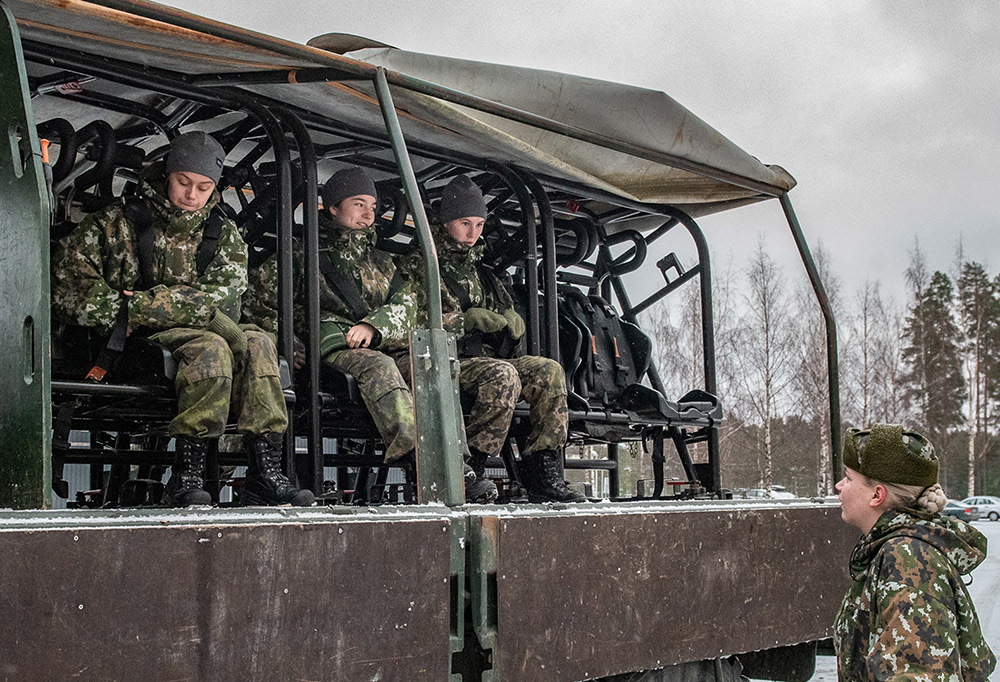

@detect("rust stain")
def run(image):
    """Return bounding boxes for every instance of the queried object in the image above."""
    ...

[18,17,299,72]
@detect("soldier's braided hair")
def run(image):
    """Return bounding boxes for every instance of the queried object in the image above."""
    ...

[864,477,948,516]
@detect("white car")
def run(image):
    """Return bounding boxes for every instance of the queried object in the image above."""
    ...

[961,496,1000,521]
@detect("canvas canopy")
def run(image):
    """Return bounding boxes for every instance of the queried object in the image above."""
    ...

[11,0,795,216]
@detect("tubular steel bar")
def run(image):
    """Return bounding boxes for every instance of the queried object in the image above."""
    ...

[516,169,560,362]
[374,68,463,507]
[488,163,540,355]
[780,194,842,477]
[274,109,323,494]
[374,69,442,330]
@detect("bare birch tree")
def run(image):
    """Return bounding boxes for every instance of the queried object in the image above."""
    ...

[735,239,796,491]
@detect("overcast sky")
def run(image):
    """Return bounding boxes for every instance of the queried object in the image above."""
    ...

[168,0,1000,309]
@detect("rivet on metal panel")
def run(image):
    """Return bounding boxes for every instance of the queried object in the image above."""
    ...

[283,588,289,594]
[73,535,78,541]
[338,527,344,534]
[78,604,84,610]
[443,526,448,532]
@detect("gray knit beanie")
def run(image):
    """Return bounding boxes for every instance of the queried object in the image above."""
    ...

[438,175,486,223]
[322,167,377,208]
[165,132,225,184]
[843,424,938,487]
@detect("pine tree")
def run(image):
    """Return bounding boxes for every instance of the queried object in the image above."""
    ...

[956,261,999,496]
[901,268,965,486]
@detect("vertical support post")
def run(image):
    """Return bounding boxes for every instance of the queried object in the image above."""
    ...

[274,109,323,493]
[0,3,51,509]
[516,170,559,362]
[779,193,842,477]
[374,67,463,506]
[667,209,721,494]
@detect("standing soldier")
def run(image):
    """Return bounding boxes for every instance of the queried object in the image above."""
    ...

[404,174,586,503]
[833,424,995,681]
[51,131,313,507]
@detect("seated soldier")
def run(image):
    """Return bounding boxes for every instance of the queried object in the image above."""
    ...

[273,167,495,503]
[403,175,586,503]
[50,131,313,507]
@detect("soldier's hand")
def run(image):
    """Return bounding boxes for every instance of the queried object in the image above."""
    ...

[347,322,377,349]
[502,307,525,340]
[464,307,507,334]
[122,290,134,335]
[293,336,306,369]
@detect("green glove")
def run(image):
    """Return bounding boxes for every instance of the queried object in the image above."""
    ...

[464,307,507,334]
[502,307,525,340]
[319,321,349,357]
[206,309,248,361]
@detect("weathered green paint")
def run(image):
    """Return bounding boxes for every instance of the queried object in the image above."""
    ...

[410,329,466,506]
[469,513,500,682]
[374,67,465,507]
[0,2,51,509]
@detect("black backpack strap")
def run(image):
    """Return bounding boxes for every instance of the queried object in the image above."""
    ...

[387,267,404,299]
[318,250,370,321]
[478,264,509,309]
[85,296,129,381]
[196,206,226,276]
[124,197,156,291]
[441,271,473,311]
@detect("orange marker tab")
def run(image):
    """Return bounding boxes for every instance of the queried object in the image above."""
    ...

[40,138,50,164]
[85,366,107,382]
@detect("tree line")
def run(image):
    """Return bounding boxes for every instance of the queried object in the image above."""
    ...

[642,238,1000,499]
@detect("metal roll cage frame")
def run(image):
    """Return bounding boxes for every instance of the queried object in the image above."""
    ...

[24,23,841,502]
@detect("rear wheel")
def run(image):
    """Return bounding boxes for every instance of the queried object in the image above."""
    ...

[989,511,999,521]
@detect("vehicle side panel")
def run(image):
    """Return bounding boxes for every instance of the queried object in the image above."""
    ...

[489,503,857,682]
[0,514,453,681]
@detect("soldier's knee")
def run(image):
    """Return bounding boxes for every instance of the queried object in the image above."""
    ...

[244,329,280,367]
[538,358,566,389]
[187,332,234,379]
[496,363,522,402]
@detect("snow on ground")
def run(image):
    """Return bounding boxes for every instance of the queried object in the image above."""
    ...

[802,519,1000,682]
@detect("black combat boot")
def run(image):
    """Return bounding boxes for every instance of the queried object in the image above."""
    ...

[243,432,315,507]
[464,449,498,503]
[164,436,212,506]
[522,449,586,503]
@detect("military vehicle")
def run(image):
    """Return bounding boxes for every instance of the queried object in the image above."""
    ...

[0,1,854,679]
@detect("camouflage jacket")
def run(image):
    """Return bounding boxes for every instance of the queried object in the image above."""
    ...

[241,250,279,336]
[399,222,515,352]
[280,210,415,351]
[834,509,996,681]
[51,166,246,334]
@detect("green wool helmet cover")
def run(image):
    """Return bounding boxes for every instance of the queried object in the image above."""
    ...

[843,423,938,487]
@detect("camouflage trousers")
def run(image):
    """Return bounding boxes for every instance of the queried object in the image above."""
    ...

[150,325,288,438]
[459,355,568,457]
[325,347,417,462]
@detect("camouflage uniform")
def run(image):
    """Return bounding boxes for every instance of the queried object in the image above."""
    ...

[402,222,568,458]
[288,210,418,462]
[50,167,287,438]
[834,509,996,681]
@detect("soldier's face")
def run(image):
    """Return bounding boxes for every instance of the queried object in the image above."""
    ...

[836,467,880,532]
[329,194,376,230]
[167,171,216,212]
[445,216,485,247]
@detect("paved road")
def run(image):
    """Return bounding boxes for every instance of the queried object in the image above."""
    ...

[805,519,1000,681]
